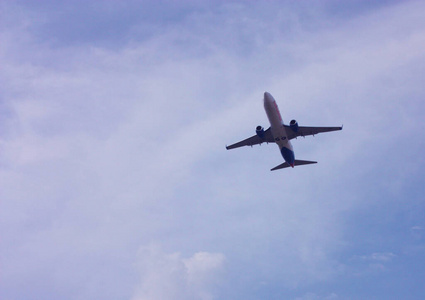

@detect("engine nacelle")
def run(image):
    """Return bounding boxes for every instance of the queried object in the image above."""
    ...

[289,119,299,132]
[256,125,265,138]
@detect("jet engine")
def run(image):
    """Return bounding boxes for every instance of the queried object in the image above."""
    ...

[256,126,265,138]
[289,119,299,132]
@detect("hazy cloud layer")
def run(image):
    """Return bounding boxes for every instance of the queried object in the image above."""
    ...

[1,1,425,299]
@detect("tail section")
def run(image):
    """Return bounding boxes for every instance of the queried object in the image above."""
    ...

[271,159,317,171]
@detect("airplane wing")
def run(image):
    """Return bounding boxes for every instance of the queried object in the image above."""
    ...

[226,127,275,150]
[284,125,342,140]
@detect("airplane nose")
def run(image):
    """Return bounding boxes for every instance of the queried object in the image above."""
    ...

[264,92,272,105]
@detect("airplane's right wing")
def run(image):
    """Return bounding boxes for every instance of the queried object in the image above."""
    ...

[285,125,342,140]
[226,127,275,150]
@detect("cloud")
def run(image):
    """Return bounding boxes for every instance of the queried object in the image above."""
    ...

[132,245,225,300]
[410,226,423,240]
[354,252,397,262]
[347,252,397,275]
[294,292,339,300]
[1,1,425,299]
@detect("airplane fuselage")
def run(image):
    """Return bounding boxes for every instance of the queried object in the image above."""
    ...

[263,92,295,167]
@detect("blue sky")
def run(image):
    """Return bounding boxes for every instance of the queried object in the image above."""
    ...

[1,1,425,299]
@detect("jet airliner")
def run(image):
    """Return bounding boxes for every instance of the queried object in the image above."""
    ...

[226,92,342,171]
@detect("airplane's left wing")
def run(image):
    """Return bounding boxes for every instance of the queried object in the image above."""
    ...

[285,125,342,140]
[226,127,275,150]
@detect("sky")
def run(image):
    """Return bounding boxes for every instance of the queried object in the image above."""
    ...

[1,1,425,299]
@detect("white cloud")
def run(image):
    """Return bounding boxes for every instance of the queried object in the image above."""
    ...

[294,292,339,300]
[132,245,225,300]
[355,252,397,262]
[348,252,397,274]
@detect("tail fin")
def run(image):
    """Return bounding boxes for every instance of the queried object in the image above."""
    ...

[271,159,317,171]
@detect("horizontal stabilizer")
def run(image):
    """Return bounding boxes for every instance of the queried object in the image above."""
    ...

[271,159,317,171]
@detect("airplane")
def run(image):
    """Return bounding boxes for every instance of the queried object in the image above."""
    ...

[226,92,342,171]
